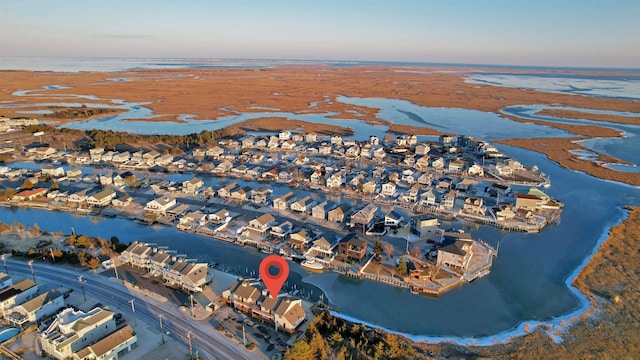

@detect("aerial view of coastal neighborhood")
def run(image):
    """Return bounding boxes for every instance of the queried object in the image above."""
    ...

[0,1,638,359]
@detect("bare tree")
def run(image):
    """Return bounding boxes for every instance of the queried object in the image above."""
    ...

[410,245,421,259]
[383,242,395,259]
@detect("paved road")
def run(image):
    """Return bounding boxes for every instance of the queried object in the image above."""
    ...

[6,259,262,360]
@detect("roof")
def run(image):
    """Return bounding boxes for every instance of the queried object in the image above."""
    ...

[85,325,136,358]
[90,188,116,201]
[0,279,36,302]
[19,289,62,313]
[516,193,541,200]
[14,187,47,198]
[234,282,261,301]
[253,213,275,226]
[71,308,114,332]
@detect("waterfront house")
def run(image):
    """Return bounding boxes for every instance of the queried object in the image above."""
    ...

[12,187,48,201]
[214,160,233,174]
[166,204,190,221]
[281,140,296,150]
[89,147,104,161]
[246,166,262,179]
[270,221,293,240]
[120,242,153,269]
[65,168,83,180]
[312,200,336,220]
[448,159,465,173]
[247,213,276,234]
[441,190,457,210]
[455,178,478,192]
[182,177,204,194]
[163,258,208,292]
[491,183,511,197]
[223,281,261,312]
[411,214,441,239]
[346,146,360,158]
[242,136,255,149]
[289,229,311,251]
[268,136,280,149]
[142,150,160,165]
[74,325,137,360]
[230,186,252,202]
[5,289,64,327]
[349,203,378,229]
[155,154,174,166]
[273,298,306,332]
[148,249,174,277]
[330,135,342,145]
[437,233,474,271]
[373,147,386,161]
[41,164,65,178]
[305,236,336,261]
[279,130,291,140]
[250,187,272,204]
[86,188,116,207]
[0,279,38,317]
[273,192,295,211]
[67,188,90,204]
[337,233,369,262]
[290,196,314,213]
[384,210,404,227]
[515,193,543,210]
[327,203,351,223]
[209,209,230,224]
[144,196,177,215]
[217,182,238,198]
[496,205,517,222]
[179,211,208,227]
[463,197,486,216]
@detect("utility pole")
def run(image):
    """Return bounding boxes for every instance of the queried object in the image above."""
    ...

[78,276,86,301]
[129,298,137,326]
[158,314,165,344]
[187,331,193,360]
[242,325,246,346]
[112,256,119,280]
[1,254,7,274]
[28,259,36,283]
[50,248,56,263]
[190,294,194,318]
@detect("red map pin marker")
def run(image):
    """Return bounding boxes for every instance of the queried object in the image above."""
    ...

[259,255,289,299]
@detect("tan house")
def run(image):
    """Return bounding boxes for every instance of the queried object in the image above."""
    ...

[273,192,295,211]
[327,203,351,223]
[86,188,116,207]
[349,203,378,229]
[247,213,276,233]
[182,177,203,194]
[437,234,474,271]
[5,290,64,326]
[144,196,177,215]
[336,233,368,262]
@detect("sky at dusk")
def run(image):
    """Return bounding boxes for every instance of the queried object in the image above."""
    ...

[1,0,639,68]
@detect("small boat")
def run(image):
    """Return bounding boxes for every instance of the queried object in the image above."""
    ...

[301,258,325,271]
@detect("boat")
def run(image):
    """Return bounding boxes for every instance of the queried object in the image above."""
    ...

[301,258,325,271]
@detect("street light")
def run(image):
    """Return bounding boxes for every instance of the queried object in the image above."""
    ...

[1,254,7,274]
[77,276,86,301]
[28,259,36,283]
[158,314,165,344]
[129,298,137,326]
[187,331,193,360]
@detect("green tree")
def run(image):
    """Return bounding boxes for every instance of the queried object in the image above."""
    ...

[88,257,101,269]
[396,256,407,276]
[285,341,314,360]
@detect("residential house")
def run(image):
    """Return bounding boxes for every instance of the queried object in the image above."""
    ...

[468,163,484,176]
[86,188,116,207]
[289,229,311,251]
[349,203,378,229]
[431,157,445,169]
[305,237,335,263]
[370,135,380,146]
[381,182,397,197]
[441,190,457,210]
[222,281,261,313]
[12,187,47,201]
[111,151,130,164]
[496,205,517,222]
[327,203,351,223]
[273,192,295,211]
[448,159,465,173]
[67,188,90,204]
[318,144,332,155]
[155,154,173,166]
[217,182,238,198]
[242,136,255,149]
[179,211,208,227]
[463,197,486,216]
[209,209,230,224]
[41,164,65,178]
[417,172,433,185]
[362,180,377,194]
[311,200,335,220]
[230,186,252,202]
[279,130,291,140]
[40,307,134,360]
[74,325,137,360]
[330,135,342,145]
[144,196,177,215]
[250,187,272,204]
[182,177,204,194]
[270,221,293,239]
[401,169,415,185]
[373,147,386,161]
[415,143,430,155]
[337,233,368,262]
[273,298,307,332]
[290,196,314,213]
[305,133,317,143]
[120,242,153,269]
[247,213,276,234]
[0,279,38,317]
[163,258,208,292]
[205,146,224,159]
[411,214,441,239]
[515,193,543,210]
[326,172,344,188]
[214,160,233,174]
[5,290,64,327]
[384,210,404,227]
[437,234,474,270]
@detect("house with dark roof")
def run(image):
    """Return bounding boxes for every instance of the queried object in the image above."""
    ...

[5,289,64,326]
[336,233,369,262]
[436,233,474,271]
